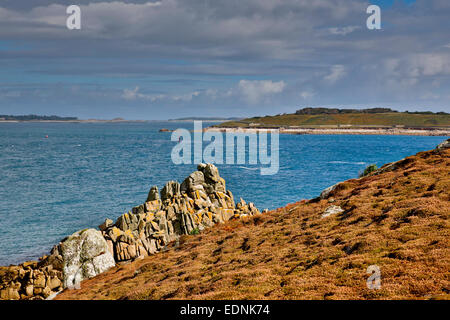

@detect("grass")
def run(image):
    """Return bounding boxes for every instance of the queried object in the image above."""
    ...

[216,112,450,128]
[55,148,450,300]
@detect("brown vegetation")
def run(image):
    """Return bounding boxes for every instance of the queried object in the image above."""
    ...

[56,148,450,300]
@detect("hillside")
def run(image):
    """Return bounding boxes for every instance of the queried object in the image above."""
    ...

[216,109,450,129]
[56,142,450,300]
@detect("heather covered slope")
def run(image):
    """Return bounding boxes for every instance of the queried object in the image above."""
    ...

[56,146,450,300]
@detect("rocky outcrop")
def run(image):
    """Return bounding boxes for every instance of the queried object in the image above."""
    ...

[319,183,340,200]
[0,163,260,299]
[436,139,450,150]
[101,163,260,263]
[0,260,62,300]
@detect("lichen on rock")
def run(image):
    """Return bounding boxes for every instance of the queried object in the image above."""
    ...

[60,229,115,289]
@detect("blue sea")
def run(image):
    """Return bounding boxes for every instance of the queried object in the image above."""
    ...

[0,121,447,265]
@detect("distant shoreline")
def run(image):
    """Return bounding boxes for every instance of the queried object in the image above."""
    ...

[0,120,148,123]
[205,126,450,136]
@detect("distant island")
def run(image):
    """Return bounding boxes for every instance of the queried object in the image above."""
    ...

[0,114,79,121]
[0,115,147,123]
[209,107,450,136]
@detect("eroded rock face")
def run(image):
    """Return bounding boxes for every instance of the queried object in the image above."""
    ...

[102,163,260,263]
[60,229,115,289]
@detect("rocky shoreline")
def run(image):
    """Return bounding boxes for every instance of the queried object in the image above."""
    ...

[2,139,448,300]
[54,138,450,300]
[0,163,261,300]
[206,127,450,136]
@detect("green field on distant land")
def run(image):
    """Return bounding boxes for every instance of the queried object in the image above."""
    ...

[216,112,450,128]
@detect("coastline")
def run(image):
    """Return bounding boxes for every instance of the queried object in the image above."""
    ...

[1,139,449,300]
[205,126,450,136]
[56,140,450,300]
[0,120,149,123]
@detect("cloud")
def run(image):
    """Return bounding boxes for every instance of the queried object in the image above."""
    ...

[328,26,360,35]
[238,80,286,104]
[300,91,315,99]
[324,65,347,84]
[384,54,450,78]
[122,86,140,100]
[122,86,167,102]
[1,0,450,118]
[122,80,287,106]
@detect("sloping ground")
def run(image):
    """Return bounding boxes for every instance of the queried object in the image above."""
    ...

[56,148,450,300]
[218,112,450,128]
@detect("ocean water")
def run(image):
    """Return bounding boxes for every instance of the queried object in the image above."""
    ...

[0,121,447,265]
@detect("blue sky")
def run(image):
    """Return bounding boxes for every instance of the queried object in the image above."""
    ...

[0,0,449,119]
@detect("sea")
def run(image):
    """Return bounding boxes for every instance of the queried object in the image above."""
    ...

[0,121,447,265]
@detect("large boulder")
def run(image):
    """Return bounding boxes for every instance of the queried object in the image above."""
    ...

[321,205,344,218]
[60,229,115,289]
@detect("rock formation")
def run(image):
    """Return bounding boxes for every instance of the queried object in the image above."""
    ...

[100,163,260,263]
[0,259,62,300]
[0,163,260,300]
[436,138,450,150]
[58,229,115,289]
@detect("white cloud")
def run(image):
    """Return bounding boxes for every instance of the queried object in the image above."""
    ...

[300,91,315,99]
[122,80,287,106]
[122,86,140,100]
[238,80,286,104]
[172,91,201,102]
[328,26,360,36]
[122,86,202,103]
[384,54,450,78]
[122,86,167,102]
[324,65,346,84]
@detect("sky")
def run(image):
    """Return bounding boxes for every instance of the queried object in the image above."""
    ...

[0,0,449,120]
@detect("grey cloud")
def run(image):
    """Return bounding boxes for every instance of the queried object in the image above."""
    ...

[0,0,449,118]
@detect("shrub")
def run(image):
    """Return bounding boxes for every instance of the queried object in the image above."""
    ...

[189,228,200,235]
[360,164,378,177]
